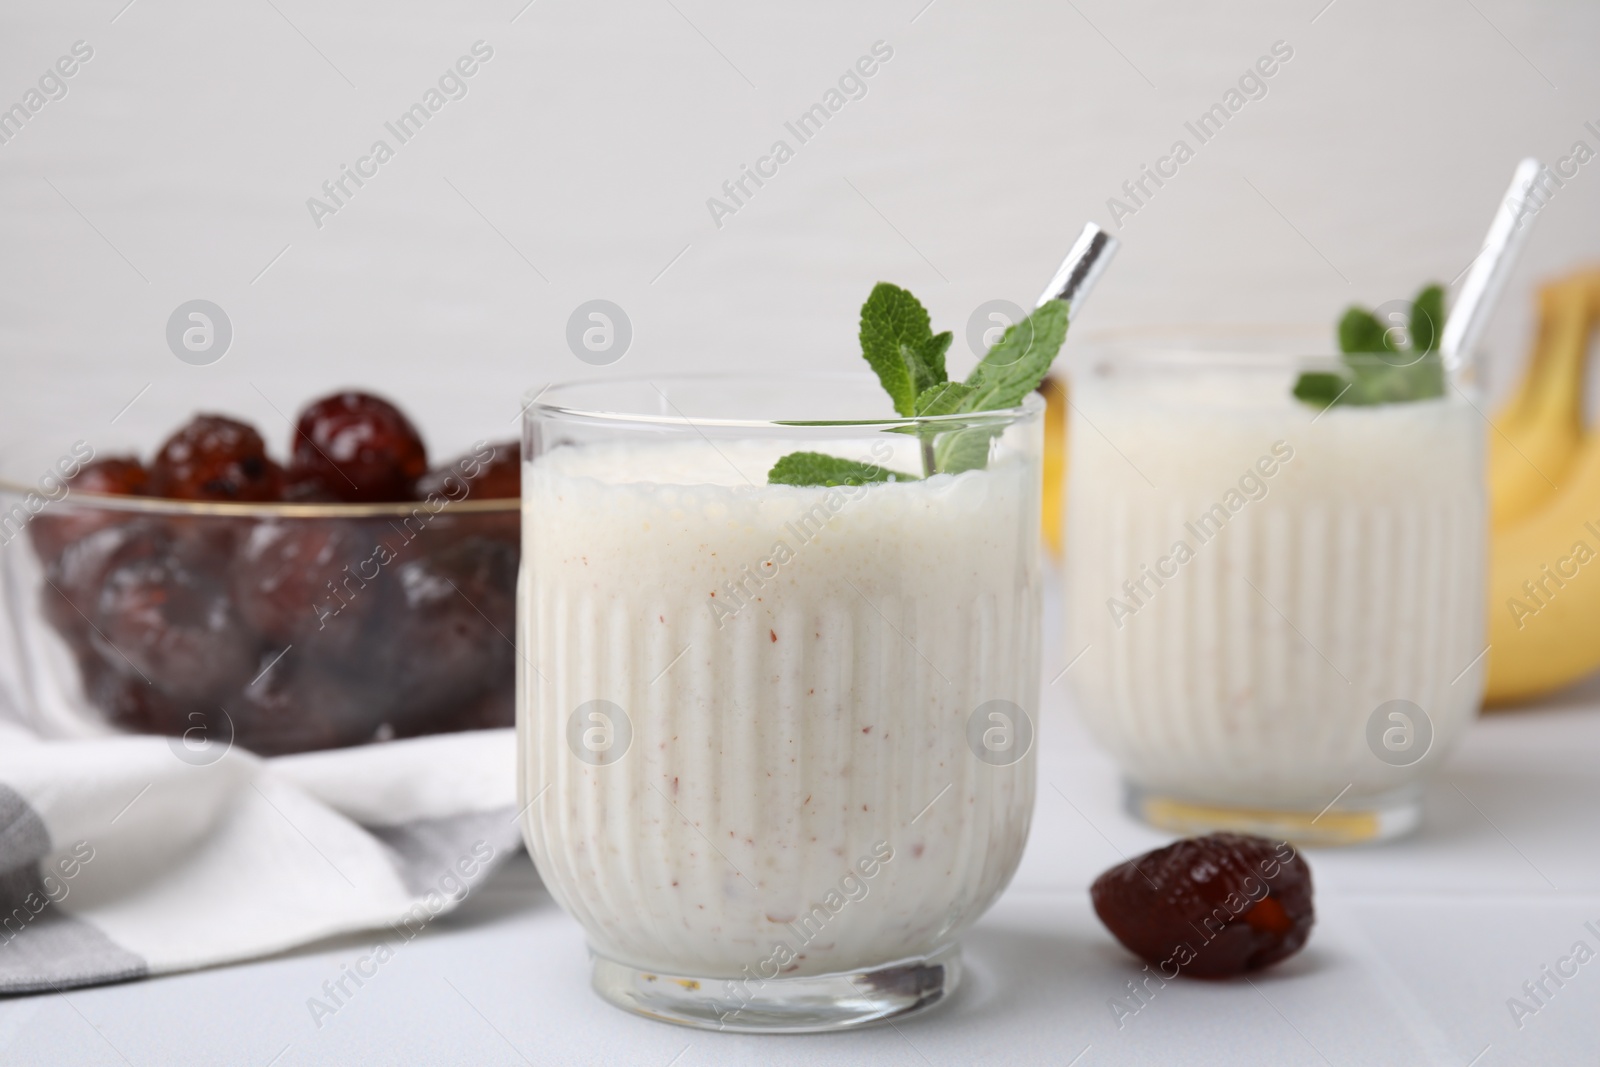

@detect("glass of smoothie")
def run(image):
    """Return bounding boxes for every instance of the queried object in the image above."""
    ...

[517,372,1043,1032]
[1063,327,1487,845]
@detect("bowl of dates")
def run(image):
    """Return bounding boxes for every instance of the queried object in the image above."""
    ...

[0,390,520,756]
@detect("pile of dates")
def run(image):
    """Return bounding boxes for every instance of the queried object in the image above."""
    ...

[30,391,521,755]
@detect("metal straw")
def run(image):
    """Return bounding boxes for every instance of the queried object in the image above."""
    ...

[1036,223,1120,314]
[1440,157,1543,373]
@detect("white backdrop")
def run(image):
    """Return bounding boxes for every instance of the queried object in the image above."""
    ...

[1,0,1597,461]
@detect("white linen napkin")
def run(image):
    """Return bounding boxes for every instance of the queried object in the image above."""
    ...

[0,722,522,994]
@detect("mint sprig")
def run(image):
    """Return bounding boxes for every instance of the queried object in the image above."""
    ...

[768,286,1069,486]
[1294,283,1448,409]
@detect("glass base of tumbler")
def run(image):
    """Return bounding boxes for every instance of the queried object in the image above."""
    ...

[590,942,960,1033]
[1125,780,1423,846]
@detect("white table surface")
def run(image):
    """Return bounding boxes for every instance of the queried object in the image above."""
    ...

[5,583,1598,1067]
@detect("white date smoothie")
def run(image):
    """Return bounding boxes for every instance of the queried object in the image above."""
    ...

[518,428,1040,985]
[1065,361,1486,839]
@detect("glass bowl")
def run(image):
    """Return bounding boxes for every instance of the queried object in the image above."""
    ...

[0,484,519,755]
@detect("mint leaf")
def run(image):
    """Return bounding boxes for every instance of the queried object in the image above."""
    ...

[933,426,999,475]
[959,301,1070,412]
[1344,355,1414,404]
[1291,371,1348,408]
[913,381,974,416]
[860,283,940,416]
[1345,353,1444,404]
[1338,307,1388,354]
[1411,284,1444,354]
[909,331,952,392]
[1411,351,1445,397]
[910,379,976,475]
[768,451,918,487]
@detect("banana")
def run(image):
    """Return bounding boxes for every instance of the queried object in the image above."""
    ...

[1040,375,1068,557]
[1485,271,1600,704]
[1486,425,1600,702]
[1487,273,1597,528]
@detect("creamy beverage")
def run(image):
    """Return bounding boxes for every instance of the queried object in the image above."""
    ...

[518,433,1039,986]
[1065,363,1486,839]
